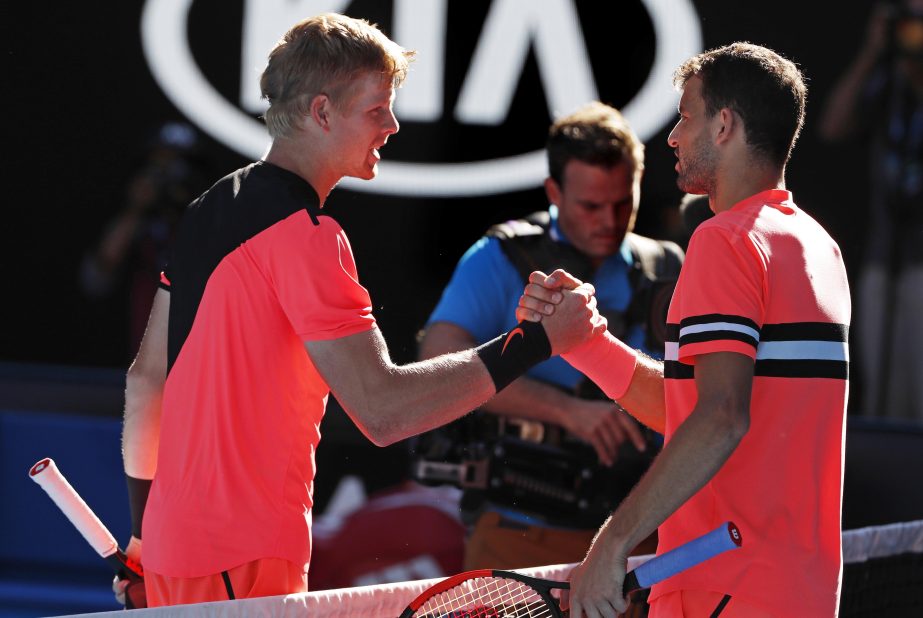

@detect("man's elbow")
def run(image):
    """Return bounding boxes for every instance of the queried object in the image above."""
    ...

[358,421,404,448]
[124,365,163,415]
[716,399,750,443]
[698,391,750,445]
[732,409,750,443]
[345,403,405,447]
[368,429,401,448]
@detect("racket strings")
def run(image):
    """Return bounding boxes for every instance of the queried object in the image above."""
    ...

[413,576,556,617]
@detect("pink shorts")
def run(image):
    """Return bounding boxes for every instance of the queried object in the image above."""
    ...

[145,557,307,607]
[650,589,774,617]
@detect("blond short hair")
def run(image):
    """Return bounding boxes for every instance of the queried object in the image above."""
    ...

[260,13,415,138]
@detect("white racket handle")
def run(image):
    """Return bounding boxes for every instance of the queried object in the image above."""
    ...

[29,457,119,559]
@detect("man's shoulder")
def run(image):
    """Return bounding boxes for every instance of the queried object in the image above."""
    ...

[483,210,601,282]
[189,162,268,209]
[687,209,755,247]
[485,211,550,240]
[191,161,326,225]
[204,160,261,188]
[456,235,514,273]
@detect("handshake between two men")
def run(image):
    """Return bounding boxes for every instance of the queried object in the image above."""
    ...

[518,268,661,437]
[516,269,597,329]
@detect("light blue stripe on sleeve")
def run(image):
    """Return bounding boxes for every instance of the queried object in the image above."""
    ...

[755,341,849,361]
[679,322,760,341]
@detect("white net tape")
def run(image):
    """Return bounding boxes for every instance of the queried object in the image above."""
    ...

[56,519,923,618]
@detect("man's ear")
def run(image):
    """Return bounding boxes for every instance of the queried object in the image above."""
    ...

[309,94,332,130]
[714,107,739,145]
[544,177,562,206]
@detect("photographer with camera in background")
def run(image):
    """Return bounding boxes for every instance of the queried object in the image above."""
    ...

[820,0,923,421]
[81,122,209,360]
[417,102,683,573]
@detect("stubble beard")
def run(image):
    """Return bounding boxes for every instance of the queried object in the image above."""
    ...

[676,135,717,196]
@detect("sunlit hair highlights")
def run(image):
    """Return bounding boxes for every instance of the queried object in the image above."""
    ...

[260,13,415,139]
[674,42,807,166]
[546,102,645,187]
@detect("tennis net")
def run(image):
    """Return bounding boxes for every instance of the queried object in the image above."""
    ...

[840,519,923,616]
[56,518,922,617]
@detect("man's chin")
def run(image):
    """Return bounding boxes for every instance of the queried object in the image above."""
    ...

[676,177,703,194]
[349,166,378,181]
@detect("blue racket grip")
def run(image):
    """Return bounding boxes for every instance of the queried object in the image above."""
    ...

[623,522,742,593]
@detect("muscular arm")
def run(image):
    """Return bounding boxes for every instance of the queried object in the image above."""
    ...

[122,288,168,480]
[120,288,169,563]
[419,322,645,465]
[603,352,667,435]
[567,352,752,615]
[307,326,494,447]
[306,286,603,448]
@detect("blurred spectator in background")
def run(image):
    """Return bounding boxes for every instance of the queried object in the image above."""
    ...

[80,122,208,358]
[820,0,923,422]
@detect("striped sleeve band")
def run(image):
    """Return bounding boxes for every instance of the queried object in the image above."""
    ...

[665,319,848,380]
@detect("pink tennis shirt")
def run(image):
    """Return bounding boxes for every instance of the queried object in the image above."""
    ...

[651,190,850,616]
[142,162,375,578]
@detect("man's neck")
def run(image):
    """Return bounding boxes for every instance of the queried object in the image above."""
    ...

[264,139,336,206]
[711,159,786,214]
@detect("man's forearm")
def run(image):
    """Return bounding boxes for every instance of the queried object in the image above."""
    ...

[593,352,752,556]
[564,332,667,433]
[122,370,164,541]
[339,346,497,446]
[595,398,747,557]
[613,353,667,433]
[327,289,600,446]
[419,321,646,464]
[421,322,576,426]
[122,289,169,479]
[122,373,163,479]
[418,321,572,427]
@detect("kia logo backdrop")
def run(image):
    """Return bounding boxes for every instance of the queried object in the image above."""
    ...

[3,0,869,370]
[140,0,702,196]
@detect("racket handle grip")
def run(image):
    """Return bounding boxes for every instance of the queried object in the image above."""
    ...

[105,550,144,579]
[29,458,120,559]
[622,522,742,594]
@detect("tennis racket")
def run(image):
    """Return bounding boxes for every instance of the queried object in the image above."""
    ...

[29,457,146,608]
[399,521,742,618]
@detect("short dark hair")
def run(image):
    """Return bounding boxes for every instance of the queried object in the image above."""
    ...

[546,102,644,186]
[674,42,806,166]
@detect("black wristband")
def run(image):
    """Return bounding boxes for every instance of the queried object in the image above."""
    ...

[126,475,152,539]
[476,320,552,393]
